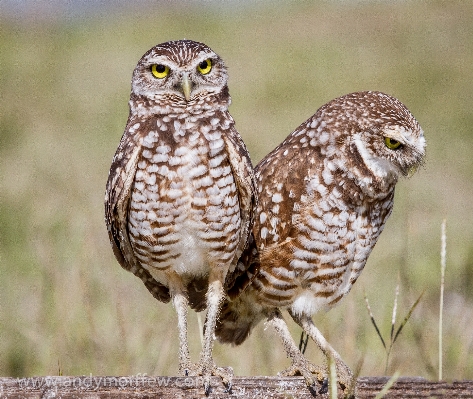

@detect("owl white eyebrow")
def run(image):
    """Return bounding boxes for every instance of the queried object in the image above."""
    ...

[353,134,397,178]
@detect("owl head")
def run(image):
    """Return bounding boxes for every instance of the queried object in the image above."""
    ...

[130,40,229,112]
[312,91,426,191]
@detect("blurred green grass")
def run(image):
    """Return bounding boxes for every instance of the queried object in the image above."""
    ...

[1,0,472,380]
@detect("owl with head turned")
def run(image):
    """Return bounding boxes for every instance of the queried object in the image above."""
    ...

[216,91,426,393]
[104,40,256,393]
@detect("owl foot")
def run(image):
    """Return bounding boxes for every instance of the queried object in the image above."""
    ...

[205,364,233,395]
[331,358,355,393]
[181,360,233,395]
[280,357,355,395]
[279,359,326,394]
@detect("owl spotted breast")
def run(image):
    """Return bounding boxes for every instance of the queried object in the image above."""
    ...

[104,40,256,393]
[216,91,426,392]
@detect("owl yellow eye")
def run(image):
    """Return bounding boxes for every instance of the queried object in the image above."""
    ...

[151,64,169,79]
[197,59,212,75]
[384,137,402,150]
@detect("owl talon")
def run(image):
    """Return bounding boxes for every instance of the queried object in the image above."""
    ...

[209,365,233,392]
[223,381,233,394]
[203,378,211,396]
[308,384,318,397]
[319,378,329,394]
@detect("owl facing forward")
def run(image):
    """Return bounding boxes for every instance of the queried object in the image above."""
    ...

[104,40,256,393]
[216,91,426,392]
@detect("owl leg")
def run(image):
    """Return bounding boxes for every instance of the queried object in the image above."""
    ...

[199,270,233,394]
[289,311,354,391]
[266,309,326,393]
[172,290,194,375]
[165,271,199,376]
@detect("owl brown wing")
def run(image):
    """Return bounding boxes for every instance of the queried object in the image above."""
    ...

[225,232,260,299]
[256,133,320,247]
[104,126,171,303]
[221,126,258,296]
[225,129,320,298]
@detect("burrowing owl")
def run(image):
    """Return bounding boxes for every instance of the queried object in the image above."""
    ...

[104,40,256,392]
[216,91,426,391]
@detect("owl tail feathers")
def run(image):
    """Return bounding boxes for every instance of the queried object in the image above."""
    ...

[215,293,266,346]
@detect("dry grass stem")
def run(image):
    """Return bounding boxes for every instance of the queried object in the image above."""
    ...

[298,331,309,354]
[364,288,424,374]
[328,354,337,399]
[392,290,424,346]
[390,275,400,342]
[364,292,386,350]
[439,219,447,381]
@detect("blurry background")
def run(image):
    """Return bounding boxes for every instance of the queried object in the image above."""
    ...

[1,0,472,380]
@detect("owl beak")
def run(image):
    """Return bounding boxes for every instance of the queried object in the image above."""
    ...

[181,73,192,101]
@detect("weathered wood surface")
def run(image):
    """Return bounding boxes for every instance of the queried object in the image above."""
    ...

[1,376,472,398]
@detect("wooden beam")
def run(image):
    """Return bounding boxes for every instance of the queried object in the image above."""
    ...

[1,376,472,398]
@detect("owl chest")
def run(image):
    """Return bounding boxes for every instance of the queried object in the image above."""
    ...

[294,196,384,264]
[289,193,390,305]
[127,129,240,272]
